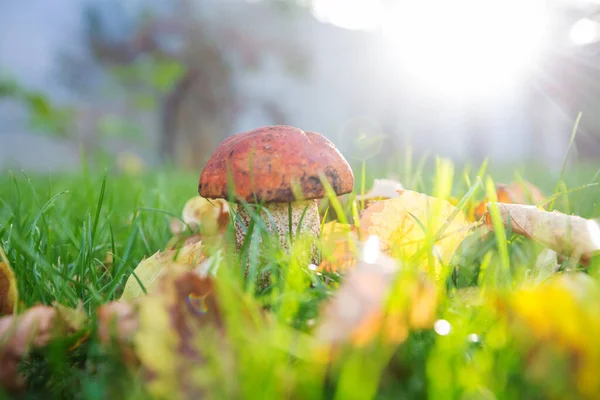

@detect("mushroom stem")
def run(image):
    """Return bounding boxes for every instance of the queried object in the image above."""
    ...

[234,199,321,264]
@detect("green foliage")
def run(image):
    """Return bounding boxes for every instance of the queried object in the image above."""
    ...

[0,77,74,137]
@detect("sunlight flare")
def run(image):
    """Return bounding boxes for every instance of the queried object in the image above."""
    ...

[312,0,550,97]
[570,18,600,46]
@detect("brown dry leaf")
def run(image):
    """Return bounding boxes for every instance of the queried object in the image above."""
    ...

[486,202,600,265]
[315,247,438,349]
[0,304,86,391]
[472,180,546,221]
[96,266,223,398]
[502,181,546,205]
[99,262,264,400]
[133,265,223,400]
[318,221,359,272]
[0,261,17,316]
[134,264,265,400]
[120,240,206,300]
[359,190,475,277]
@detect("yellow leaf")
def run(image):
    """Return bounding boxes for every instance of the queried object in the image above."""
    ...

[132,265,229,399]
[496,273,600,399]
[359,190,475,277]
[0,261,18,316]
[120,241,206,300]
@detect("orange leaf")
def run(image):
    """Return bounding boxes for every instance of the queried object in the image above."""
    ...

[318,221,359,272]
[315,250,438,348]
[472,180,546,222]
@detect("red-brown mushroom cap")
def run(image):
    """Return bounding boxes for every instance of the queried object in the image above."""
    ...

[198,125,354,203]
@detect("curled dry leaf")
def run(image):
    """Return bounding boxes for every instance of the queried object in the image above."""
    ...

[121,240,206,300]
[359,190,475,277]
[0,303,86,391]
[0,261,17,316]
[486,202,600,266]
[170,196,231,237]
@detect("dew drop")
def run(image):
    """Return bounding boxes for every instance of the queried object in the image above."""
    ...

[434,319,452,336]
[467,333,480,343]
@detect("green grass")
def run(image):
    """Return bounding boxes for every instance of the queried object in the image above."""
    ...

[2,155,600,400]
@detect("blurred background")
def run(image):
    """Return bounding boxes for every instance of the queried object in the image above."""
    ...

[2,0,600,174]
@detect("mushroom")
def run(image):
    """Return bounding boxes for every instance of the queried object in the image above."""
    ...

[198,125,354,265]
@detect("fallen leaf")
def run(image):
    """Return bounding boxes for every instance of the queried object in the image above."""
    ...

[486,202,600,266]
[0,261,17,316]
[170,196,231,237]
[133,264,252,400]
[356,178,404,203]
[472,180,546,221]
[0,304,85,391]
[315,249,399,346]
[100,264,264,399]
[472,183,515,222]
[165,234,203,250]
[97,301,139,365]
[120,240,206,301]
[318,221,359,272]
[496,273,600,398]
[359,190,475,277]
[503,181,546,205]
[315,244,438,348]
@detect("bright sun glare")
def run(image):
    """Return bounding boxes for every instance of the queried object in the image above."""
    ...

[312,0,550,98]
[570,18,600,46]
